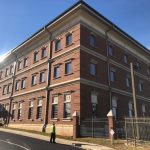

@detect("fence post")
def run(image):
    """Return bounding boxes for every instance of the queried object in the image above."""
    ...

[107,110,116,144]
[72,111,79,139]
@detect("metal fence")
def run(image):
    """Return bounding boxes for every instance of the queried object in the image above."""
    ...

[80,118,109,137]
[125,118,150,142]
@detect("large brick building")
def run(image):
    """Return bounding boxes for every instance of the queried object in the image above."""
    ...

[0,1,150,137]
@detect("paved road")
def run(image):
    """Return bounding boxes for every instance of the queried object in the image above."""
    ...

[0,131,81,150]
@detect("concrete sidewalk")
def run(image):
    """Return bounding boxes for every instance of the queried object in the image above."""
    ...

[0,128,114,150]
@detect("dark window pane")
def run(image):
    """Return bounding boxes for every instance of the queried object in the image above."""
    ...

[90,35,96,47]
[65,62,72,74]
[52,104,58,118]
[66,34,72,45]
[64,103,71,118]
[55,40,61,51]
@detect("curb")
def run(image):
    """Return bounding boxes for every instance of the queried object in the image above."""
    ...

[0,128,114,150]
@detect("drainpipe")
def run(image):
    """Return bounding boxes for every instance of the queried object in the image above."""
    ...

[7,55,17,125]
[105,27,113,109]
[42,27,53,132]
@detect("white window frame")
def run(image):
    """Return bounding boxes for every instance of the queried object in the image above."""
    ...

[51,96,58,119]
[110,68,116,82]
[142,104,146,117]
[138,81,144,92]
[31,75,36,85]
[128,102,133,117]
[64,93,71,118]
[112,96,117,118]
[37,99,42,119]
[39,72,45,83]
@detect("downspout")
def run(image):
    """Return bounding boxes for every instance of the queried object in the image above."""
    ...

[7,55,17,125]
[105,27,113,109]
[42,27,53,132]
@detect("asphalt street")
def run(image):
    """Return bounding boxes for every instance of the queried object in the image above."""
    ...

[0,131,81,150]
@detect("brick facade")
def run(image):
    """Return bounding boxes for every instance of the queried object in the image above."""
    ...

[0,1,150,137]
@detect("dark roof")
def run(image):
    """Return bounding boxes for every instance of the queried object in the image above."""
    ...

[11,0,150,55]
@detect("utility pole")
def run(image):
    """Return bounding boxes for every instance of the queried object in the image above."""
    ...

[130,62,138,118]
[130,62,139,140]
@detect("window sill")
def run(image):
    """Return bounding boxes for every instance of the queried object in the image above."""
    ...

[51,118,59,121]
[62,118,72,121]
[65,72,73,76]
[90,45,97,49]
[24,65,28,68]
[53,76,61,80]
[90,73,96,77]
[54,49,62,53]
[41,56,47,60]
[65,43,74,48]
[37,118,43,121]
[39,81,46,84]
[20,87,26,90]
[33,60,39,64]
[28,119,34,121]
[11,119,15,122]
[31,84,37,87]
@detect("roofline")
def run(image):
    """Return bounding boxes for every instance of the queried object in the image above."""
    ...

[5,0,150,56]
[80,1,150,55]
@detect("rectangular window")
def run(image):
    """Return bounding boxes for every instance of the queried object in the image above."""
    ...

[18,103,22,120]
[126,75,131,87]
[142,104,146,117]
[41,48,47,58]
[18,61,22,70]
[51,96,58,119]
[138,81,144,92]
[12,104,16,120]
[112,97,117,118]
[124,54,128,64]
[28,101,33,119]
[15,80,19,91]
[90,34,96,47]
[147,67,150,76]
[5,68,9,77]
[128,102,133,117]
[110,69,116,82]
[24,58,28,68]
[66,34,72,46]
[55,40,61,51]
[7,84,12,93]
[39,72,45,83]
[90,63,97,76]
[54,66,60,78]
[3,85,7,95]
[31,75,36,85]
[108,45,113,56]
[65,62,72,75]
[37,99,42,119]
[21,79,26,89]
[33,52,38,62]
[136,61,141,71]
[10,65,14,74]
[64,94,71,118]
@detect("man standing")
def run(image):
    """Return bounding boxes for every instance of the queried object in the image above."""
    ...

[50,122,56,143]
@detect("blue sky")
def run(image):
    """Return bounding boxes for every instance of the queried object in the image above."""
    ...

[0,0,150,58]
